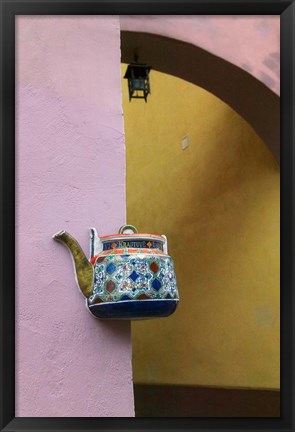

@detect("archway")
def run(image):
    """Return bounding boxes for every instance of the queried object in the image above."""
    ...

[121,31,280,164]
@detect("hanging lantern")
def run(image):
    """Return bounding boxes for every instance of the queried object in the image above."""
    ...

[124,63,151,102]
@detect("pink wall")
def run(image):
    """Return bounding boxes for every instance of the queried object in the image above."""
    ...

[120,15,280,95]
[15,16,134,417]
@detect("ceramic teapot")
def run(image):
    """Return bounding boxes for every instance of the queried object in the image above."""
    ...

[53,224,179,319]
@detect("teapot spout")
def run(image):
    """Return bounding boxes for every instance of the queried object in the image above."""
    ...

[53,230,94,298]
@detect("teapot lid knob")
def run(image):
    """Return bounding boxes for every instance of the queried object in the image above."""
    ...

[118,224,138,234]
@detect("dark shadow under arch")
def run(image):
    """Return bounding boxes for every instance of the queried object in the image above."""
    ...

[121,31,280,164]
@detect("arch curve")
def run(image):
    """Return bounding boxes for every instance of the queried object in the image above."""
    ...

[121,31,279,164]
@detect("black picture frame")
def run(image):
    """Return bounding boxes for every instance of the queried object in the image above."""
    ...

[0,1,293,431]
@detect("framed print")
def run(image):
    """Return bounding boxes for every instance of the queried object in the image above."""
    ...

[0,1,293,431]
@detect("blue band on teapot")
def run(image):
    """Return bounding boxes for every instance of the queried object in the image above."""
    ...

[102,240,164,251]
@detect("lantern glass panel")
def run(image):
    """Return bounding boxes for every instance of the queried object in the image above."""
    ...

[132,78,145,90]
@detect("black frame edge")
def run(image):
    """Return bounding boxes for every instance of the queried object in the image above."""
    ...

[1,0,294,431]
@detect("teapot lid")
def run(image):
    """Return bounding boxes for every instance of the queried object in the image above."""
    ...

[100,224,165,243]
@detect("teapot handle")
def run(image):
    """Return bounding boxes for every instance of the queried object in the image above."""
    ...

[90,227,103,258]
[161,235,168,254]
[118,224,138,234]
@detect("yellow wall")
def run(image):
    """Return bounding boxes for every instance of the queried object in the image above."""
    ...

[122,65,280,389]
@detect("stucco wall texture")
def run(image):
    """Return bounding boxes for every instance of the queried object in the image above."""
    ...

[15,16,134,417]
[123,67,279,389]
